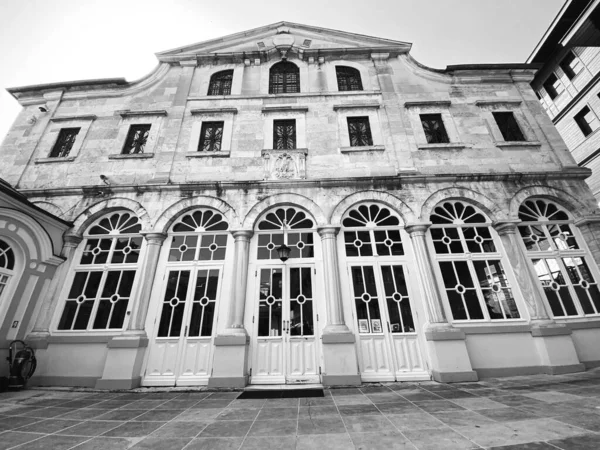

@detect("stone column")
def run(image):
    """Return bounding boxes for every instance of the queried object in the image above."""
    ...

[493,221,550,322]
[404,222,477,382]
[128,232,167,331]
[317,226,351,334]
[404,223,446,324]
[209,229,253,388]
[223,229,253,335]
[29,233,82,340]
[575,216,600,268]
[316,226,360,386]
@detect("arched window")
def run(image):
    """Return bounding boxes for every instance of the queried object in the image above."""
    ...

[269,61,300,94]
[0,239,15,301]
[430,201,520,321]
[157,209,229,338]
[207,70,233,96]
[256,207,314,260]
[57,212,143,331]
[336,66,363,91]
[518,199,600,317]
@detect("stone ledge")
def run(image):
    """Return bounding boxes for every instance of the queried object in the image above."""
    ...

[261,106,309,113]
[46,335,114,344]
[186,151,231,158]
[118,110,167,117]
[425,329,466,341]
[214,335,249,346]
[208,375,248,388]
[340,145,385,153]
[191,108,238,115]
[35,157,76,164]
[530,325,571,337]
[475,99,522,107]
[563,319,600,330]
[431,370,478,383]
[322,374,361,386]
[404,100,451,108]
[108,153,154,160]
[459,324,531,335]
[107,336,149,348]
[417,143,469,150]
[333,102,381,111]
[496,141,542,148]
[322,333,355,344]
[95,377,141,390]
[50,114,97,122]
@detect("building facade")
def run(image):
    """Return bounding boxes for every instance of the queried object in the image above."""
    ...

[2,22,600,389]
[529,0,600,202]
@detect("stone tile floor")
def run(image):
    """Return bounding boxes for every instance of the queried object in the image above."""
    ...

[3,371,600,449]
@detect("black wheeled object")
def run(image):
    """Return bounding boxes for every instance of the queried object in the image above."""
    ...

[6,340,37,389]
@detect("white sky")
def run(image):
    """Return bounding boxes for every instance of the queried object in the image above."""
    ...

[0,0,563,142]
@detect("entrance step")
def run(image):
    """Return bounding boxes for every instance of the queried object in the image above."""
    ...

[245,383,323,391]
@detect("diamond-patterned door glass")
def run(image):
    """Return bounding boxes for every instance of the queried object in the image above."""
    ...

[157,270,191,337]
[472,260,519,319]
[381,265,415,333]
[289,267,314,336]
[562,257,600,315]
[532,258,578,317]
[188,269,220,337]
[258,268,283,337]
[439,260,483,320]
[93,270,136,329]
[350,265,382,334]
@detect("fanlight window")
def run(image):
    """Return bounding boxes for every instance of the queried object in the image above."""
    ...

[269,61,300,94]
[343,204,403,257]
[0,239,15,301]
[430,201,520,321]
[518,199,600,317]
[257,207,314,260]
[169,209,229,262]
[58,212,143,331]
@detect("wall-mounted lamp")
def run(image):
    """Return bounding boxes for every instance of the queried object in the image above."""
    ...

[276,219,291,262]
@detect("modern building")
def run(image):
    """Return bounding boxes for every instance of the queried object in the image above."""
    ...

[2,22,600,389]
[529,0,600,203]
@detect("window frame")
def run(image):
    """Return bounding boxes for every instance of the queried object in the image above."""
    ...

[559,51,583,81]
[518,199,600,318]
[269,61,300,94]
[419,114,450,144]
[0,239,16,321]
[492,111,526,142]
[347,116,373,147]
[54,212,145,333]
[49,128,81,158]
[273,119,297,150]
[121,124,152,155]
[336,66,363,92]
[198,121,224,152]
[574,105,599,138]
[428,201,524,323]
[543,73,564,100]
[207,70,234,96]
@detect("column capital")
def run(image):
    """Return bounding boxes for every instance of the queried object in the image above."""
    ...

[230,229,254,240]
[493,220,520,235]
[317,226,341,238]
[63,233,83,247]
[404,222,432,236]
[140,232,168,245]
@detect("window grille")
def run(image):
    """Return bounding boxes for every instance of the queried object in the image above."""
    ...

[273,119,296,150]
[57,212,143,331]
[420,114,450,144]
[429,201,520,321]
[518,199,600,317]
[336,66,363,91]
[198,122,224,152]
[50,128,80,158]
[574,106,599,137]
[122,124,151,154]
[269,61,300,94]
[208,70,233,96]
[347,117,373,147]
[256,207,315,260]
[493,112,526,142]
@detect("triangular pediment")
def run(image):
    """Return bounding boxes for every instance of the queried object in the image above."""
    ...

[157,21,411,61]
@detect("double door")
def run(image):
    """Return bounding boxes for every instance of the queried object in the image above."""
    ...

[349,262,429,381]
[250,265,320,384]
[143,266,221,386]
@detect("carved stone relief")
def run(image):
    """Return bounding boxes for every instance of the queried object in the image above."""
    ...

[262,149,307,181]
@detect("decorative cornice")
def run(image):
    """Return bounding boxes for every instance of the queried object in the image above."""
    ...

[333,102,381,111]
[50,114,97,122]
[190,108,238,115]
[404,100,451,108]
[261,106,309,113]
[475,99,523,107]
[108,153,154,160]
[118,110,168,118]
[340,145,385,153]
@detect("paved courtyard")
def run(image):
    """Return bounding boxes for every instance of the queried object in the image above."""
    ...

[2,371,600,449]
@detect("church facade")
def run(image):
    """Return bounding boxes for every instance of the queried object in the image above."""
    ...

[2,22,600,389]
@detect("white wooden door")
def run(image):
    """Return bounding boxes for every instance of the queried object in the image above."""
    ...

[142,267,221,386]
[349,263,428,382]
[251,265,319,384]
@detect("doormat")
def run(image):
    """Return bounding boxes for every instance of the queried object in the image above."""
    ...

[237,389,324,399]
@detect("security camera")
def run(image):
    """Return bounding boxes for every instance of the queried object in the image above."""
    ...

[38,106,48,113]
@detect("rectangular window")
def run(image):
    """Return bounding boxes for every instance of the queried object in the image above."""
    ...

[49,128,80,157]
[198,121,224,152]
[574,106,599,137]
[347,117,373,147]
[273,119,296,149]
[543,73,564,99]
[420,114,450,144]
[492,112,526,142]
[122,124,151,154]
[559,52,582,80]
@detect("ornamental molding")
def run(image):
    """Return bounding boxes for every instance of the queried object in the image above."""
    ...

[475,99,522,108]
[403,100,451,109]
[117,110,168,118]
[50,114,97,122]
[261,149,308,181]
[261,106,308,113]
[333,102,381,111]
[190,108,238,115]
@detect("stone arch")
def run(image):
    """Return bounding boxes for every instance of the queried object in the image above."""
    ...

[0,208,57,264]
[153,196,239,233]
[31,201,65,219]
[70,197,151,236]
[509,185,595,220]
[330,191,415,226]
[242,193,326,229]
[420,187,505,222]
